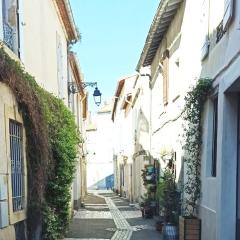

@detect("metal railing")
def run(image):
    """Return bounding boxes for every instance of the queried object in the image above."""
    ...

[3,21,14,51]
[9,120,24,212]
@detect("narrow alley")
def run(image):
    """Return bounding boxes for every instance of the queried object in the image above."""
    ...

[1,0,240,239]
[65,191,162,240]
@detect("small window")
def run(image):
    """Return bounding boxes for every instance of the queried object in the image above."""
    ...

[9,120,24,212]
[162,50,169,106]
[56,33,64,99]
[2,0,20,55]
[211,96,218,177]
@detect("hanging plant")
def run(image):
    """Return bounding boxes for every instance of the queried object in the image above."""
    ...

[182,78,212,216]
[0,48,80,239]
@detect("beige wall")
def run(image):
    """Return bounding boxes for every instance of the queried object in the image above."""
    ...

[0,83,27,239]
[22,0,68,105]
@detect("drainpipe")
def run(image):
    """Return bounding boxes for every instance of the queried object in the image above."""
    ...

[67,42,71,108]
[150,78,152,164]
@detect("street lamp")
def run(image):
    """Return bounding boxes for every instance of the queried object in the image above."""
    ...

[68,81,102,106]
[93,87,102,106]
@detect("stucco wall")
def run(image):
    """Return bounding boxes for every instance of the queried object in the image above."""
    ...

[199,0,240,239]
[22,0,68,104]
[87,110,114,189]
[0,83,27,238]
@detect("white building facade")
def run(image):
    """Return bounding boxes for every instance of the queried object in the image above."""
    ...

[0,0,86,239]
[86,103,114,190]
[135,0,240,239]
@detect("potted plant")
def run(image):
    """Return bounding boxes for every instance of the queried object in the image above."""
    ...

[157,168,180,240]
[140,194,154,218]
[140,164,157,218]
[155,216,164,232]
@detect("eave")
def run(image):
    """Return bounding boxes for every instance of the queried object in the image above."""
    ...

[111,79,125,121]
[136,0,182,71]
[54,0,79,42]
[121,94,132,110]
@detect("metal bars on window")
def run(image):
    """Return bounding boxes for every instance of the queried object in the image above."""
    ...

[2,0,20,56]
[9,120,24,212]
[3,22,14,50]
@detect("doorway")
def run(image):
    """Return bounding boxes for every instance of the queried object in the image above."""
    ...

[237,95,240,239]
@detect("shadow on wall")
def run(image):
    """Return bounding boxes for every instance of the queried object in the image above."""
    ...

[88,174,114,190]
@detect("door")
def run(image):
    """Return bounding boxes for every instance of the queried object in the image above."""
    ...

[237,96,240,239]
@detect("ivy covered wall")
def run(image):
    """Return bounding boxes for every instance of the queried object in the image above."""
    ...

[0,48,80,240]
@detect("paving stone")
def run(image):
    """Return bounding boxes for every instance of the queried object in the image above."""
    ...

[65,239,109,240]
[84,194,106,204]
[74,210,112,219]
[65,190,163,240]
[120,211,142,219]
[65,219,115,239]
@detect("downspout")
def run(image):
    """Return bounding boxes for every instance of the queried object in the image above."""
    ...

[67,42,71,108]
[150,78,152,164]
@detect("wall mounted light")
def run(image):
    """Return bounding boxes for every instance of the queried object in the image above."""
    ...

[68,81,102,106]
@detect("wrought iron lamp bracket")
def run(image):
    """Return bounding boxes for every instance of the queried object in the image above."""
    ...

[82,82,97,89]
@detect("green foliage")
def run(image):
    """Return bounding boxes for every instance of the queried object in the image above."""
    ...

[37,88,80,239]
[156,168,179,224]
[141,165,156,205]
[43,206,60,240]
[0,48,80,239]
[182,78,212,216]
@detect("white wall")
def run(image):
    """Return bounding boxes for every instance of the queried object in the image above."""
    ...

[22,0,68,104]
[86,109,114,189]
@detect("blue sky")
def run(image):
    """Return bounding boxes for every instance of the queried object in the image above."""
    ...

[70,0,159,112]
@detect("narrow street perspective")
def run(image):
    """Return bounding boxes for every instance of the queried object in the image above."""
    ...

[65,191,161,240]
[0,0,240,239]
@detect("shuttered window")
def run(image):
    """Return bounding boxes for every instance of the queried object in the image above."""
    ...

[223,0,234,30]
[200,0,210,60]
[56,33,64,99]
[162,50,169,106]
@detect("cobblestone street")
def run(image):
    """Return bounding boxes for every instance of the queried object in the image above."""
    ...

[64,191,162,240]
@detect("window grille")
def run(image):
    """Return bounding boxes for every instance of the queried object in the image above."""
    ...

[9,120,24,212]
[2,0,20,56]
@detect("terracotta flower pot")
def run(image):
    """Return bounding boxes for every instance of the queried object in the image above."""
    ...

[156,221,164,232]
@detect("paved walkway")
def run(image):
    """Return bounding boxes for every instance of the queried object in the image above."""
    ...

[64,190,162,240]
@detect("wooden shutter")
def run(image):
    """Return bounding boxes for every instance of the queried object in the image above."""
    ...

[162,50,169,106]
[223,0,234,30]
[200,0,210,60]
[56,33,64,99]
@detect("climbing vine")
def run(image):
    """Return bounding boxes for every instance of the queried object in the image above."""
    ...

[0,48,80,239]
[182,78,212,216]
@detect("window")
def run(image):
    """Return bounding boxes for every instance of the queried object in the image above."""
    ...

[162,49,169,106]
[223,0,234,30]
[2,0,20,55]
[9,120,24,212]
[200,0,210,60]
[211,96,218,177]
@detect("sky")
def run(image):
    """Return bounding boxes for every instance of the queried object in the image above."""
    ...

[70,0,159,113]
